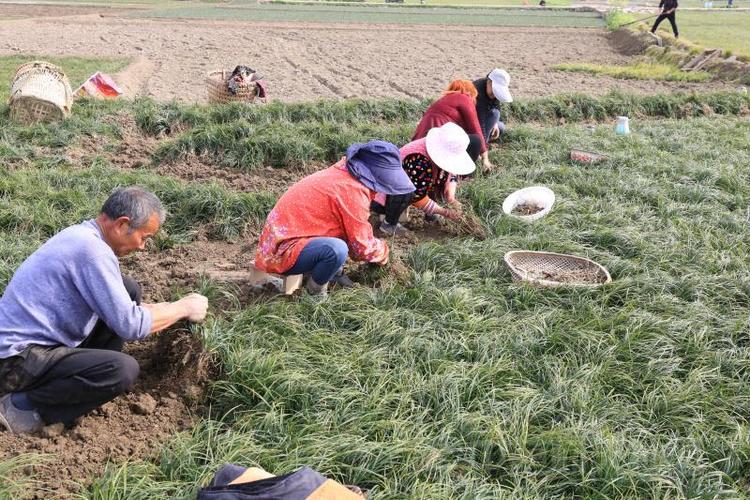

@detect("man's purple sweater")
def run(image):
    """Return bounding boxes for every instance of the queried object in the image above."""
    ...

[0,220,152,359]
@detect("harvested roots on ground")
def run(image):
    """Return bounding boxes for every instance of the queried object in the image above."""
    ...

[527,268,606,284]
[445,204,487,240]
[386,252,412,284]
[512,203,543,216]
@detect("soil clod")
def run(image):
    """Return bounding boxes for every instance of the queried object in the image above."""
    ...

[40,423,65,438]
[131,394,158,415]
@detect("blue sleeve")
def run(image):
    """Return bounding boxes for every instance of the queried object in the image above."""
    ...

[72,254,153,341]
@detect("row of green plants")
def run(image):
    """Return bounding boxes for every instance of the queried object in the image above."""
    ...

[553,61,712,83]
[132,91,750,170]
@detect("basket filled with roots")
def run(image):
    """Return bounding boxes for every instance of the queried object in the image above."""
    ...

[9,60,73,125]
[206,68,263,104]
[504,250,611,287]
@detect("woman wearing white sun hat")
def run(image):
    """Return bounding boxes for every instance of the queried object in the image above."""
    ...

[371,122,480,236]
[473,68,513,168]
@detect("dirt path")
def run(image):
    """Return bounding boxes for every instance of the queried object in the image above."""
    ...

[0,5,731,103]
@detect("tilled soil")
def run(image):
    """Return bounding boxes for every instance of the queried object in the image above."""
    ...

[0,328,210,497]
[0,5,732,103]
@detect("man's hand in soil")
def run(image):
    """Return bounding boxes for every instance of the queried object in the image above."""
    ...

[179,293,209,322]
[144,292,209,333]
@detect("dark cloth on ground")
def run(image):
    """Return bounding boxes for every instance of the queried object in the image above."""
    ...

[198,465,329,500]
[0,277,142,425]
[411,93,487,153]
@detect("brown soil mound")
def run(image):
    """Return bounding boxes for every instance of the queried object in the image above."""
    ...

[0,328,210,497]
[157,157,317,195]
[609,28,660,56]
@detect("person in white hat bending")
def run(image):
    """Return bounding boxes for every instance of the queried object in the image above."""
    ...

[371,122,479,236]
[472,69,513,164]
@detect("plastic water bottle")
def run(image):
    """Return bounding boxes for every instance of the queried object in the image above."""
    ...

[615,116,630,135]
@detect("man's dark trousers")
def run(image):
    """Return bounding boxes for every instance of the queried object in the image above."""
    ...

[0,277,142,426]
[652,12,678,37]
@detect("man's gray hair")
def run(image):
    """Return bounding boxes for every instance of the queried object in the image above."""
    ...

[101,187,166,230]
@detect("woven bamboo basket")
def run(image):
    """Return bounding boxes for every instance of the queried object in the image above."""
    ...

[504,250,611,287]
[206,69,259,104]
[9,61,73,125]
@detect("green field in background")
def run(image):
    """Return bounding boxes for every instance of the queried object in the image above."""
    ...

[131,3,604,27]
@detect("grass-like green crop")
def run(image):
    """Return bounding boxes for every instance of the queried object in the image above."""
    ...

[554,61,712,82]
[132,3,604,27]
[133,91,749,170]
[603,8,636,30]
[0,55,130,104]
[83,111,750,498]
[2,96,750,497]
[0,454,48,497]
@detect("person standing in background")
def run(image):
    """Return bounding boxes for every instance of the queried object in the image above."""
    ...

[651,0,679,38]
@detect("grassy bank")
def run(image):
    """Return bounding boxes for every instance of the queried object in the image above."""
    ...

[553,61,712,82]
[666,11,750,59]
[1,95,750,497]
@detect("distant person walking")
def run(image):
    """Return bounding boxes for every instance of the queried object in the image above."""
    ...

[651,0,679,38]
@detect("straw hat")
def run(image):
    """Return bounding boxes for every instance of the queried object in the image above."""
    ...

[425,122,477,176]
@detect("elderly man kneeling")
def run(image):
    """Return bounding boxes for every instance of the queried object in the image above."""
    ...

[255,141,415,296]
[0,187,209,435]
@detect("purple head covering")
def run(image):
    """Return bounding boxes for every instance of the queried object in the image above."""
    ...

[346,141,415,195]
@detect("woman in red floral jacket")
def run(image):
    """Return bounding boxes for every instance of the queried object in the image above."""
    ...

[255,141,415,296]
